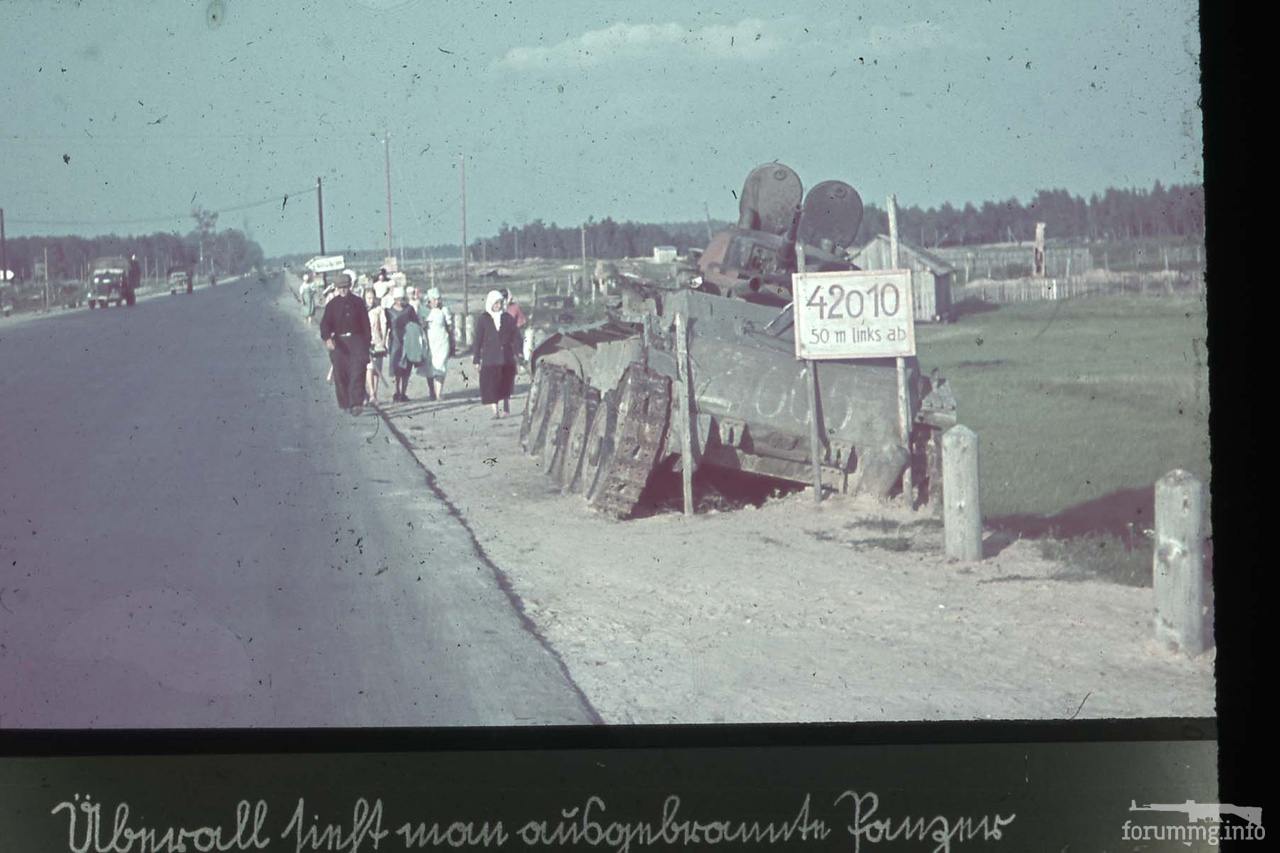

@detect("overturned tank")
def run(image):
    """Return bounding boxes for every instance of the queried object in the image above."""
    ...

[519,163,956,518]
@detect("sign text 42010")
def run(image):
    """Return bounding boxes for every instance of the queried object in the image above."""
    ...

[805,281,903,321]
[791,269,916,359]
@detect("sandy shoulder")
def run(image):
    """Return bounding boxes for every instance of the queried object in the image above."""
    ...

[374,376,1214,724]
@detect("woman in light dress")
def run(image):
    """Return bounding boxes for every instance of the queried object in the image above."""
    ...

[420,287,453,400]
[364,286,390,404]
[299,272,317,324]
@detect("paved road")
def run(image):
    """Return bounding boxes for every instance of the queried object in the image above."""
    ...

[0,276,598,727]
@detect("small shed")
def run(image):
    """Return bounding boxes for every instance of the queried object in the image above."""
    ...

[652,245,678,263]
[848,235,954,322]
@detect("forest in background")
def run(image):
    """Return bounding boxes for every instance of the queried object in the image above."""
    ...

[5,182,1202,283]
[2,206,264,284]
[470,181,1205,262]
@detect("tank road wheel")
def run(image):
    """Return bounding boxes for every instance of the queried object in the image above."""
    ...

[559,386,601,493]
[540,374,585,483]
[520,364,564,456]
[577,390,619,498]
[586,364,672,519]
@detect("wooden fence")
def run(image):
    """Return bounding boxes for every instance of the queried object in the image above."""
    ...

[954,270,1205,307]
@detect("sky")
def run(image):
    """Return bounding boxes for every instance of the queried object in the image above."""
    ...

[1,0,1203,257]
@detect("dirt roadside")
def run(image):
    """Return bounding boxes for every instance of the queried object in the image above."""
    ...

[286,276,1214,724]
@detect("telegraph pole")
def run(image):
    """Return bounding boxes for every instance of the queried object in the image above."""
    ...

[581,224,591,304]
[316,176,327,285]
[383,131,394,263]
[460,153,469,324]
[316,177,326,255]
[2,208,8,292]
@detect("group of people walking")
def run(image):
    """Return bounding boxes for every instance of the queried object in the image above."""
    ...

[309,269,525,420]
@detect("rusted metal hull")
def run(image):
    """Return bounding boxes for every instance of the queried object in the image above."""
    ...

[520,162,953,518]
[528,290,948,516]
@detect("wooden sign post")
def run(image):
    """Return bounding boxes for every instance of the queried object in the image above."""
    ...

[887,194,913,506]
[674,312,695,515]
[796,245,823,503]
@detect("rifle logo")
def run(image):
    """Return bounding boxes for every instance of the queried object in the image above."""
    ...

[1130,800,1263,828]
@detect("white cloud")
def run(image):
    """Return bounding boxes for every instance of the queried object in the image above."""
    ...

[865,21,957,53]
[497,19,783,71]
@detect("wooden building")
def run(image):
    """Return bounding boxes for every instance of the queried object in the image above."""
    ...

[848,234,954,322]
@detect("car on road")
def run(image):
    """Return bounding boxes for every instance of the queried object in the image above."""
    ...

[168,270,192,295]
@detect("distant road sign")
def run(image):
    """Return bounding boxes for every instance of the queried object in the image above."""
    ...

[792,269,916,360]
[2,269,13,281]
[306,255,345,273]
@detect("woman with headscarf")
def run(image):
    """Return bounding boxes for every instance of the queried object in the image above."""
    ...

[299,272,318,325]
[386,286,422,403]
[420,286,453,400]
[472,289,519,418]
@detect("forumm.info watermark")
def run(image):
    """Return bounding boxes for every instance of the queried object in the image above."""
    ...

[1124,800,1263,845]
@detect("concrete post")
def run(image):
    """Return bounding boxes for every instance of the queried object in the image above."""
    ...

[463,313,475,349]
[942,425,982,561]
[1154,470,1210,655]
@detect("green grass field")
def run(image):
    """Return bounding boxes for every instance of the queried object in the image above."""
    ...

[451,259,1212,584]
[917,295,1210,583]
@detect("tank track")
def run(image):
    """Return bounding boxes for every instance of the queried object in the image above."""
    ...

[520,364,565,456]
[559,386,601,493]
[522,361,671,517]
[575,389,619,497]
[541,373,586,483]
[585,364,671,518]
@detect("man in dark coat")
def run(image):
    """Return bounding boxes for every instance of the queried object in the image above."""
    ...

[319,271,373,415]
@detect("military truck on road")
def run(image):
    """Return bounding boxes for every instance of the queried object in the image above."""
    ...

[88,256,139,308]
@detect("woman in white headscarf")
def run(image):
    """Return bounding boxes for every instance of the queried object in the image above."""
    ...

[386,286,422,402]
[420,286,453,400]
[471,289,519,417]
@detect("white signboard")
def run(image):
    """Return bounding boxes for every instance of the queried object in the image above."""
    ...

[792,269,916,360]
[2,269,14,281]
[305,254,345,273]
[381,256,399,274]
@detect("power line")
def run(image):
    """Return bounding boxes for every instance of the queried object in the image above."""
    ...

[7,184,319,228]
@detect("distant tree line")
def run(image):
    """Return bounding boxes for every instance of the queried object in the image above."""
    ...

[863,182,1205,248]
[472,219,723,265]
[468,181,1204,261]
[3,207,265,283]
